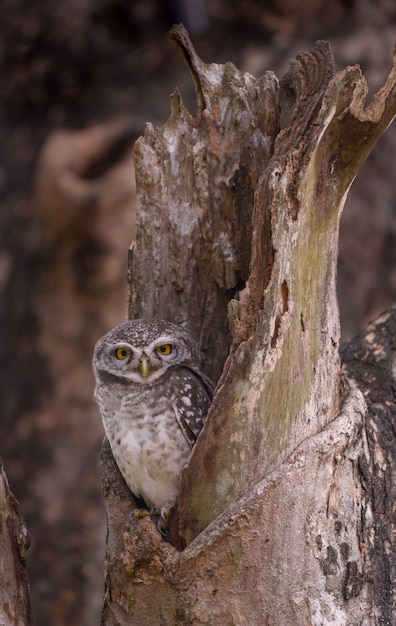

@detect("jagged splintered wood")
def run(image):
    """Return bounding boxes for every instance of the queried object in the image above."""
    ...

[128,26,396,543]
[128,26,279,382]
[100,25,396,625]
[178,40,396,544]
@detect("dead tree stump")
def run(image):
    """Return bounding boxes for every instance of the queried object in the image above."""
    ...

[101,26,396,625]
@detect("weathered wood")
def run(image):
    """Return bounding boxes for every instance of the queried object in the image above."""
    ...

[0,459,32,626]
[100,370,374,624]
[179,39,396,544]
[128,25,279,382]
[341,305,396,624]
[102,27,396,625]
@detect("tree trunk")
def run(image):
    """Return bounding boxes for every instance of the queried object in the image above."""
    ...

[101,26,396,624]
[341,307,396,625]
[0,460,32,626]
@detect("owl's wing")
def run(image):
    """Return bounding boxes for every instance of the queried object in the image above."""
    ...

[173,366,215,448]
[186,366,215,399]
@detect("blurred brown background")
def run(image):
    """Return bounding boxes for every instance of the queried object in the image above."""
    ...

[0,1,396,624]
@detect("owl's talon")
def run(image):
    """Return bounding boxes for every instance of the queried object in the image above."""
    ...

[156,517,167,535]
[154,503,173,533]
[128,505,173,536]
[160,503,174,523]
[155,504,173,533]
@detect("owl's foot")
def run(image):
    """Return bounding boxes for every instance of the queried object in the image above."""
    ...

[128,503,174,533]
[130,508,151,520]
[156,502,175,534]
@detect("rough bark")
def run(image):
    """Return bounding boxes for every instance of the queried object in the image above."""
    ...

[128,25,279,382]
[180,38,396,544]
[341,306,396,625]
[0,459,32,626]
[101,26,396,625]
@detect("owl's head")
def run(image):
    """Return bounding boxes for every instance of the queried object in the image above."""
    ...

[93,319,202,384]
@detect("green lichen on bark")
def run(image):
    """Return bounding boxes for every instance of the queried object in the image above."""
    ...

[102,33,396,624]
[179,41,396,544]
[125,26,396,547]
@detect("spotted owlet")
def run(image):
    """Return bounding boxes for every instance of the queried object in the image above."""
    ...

[93,319,214,511]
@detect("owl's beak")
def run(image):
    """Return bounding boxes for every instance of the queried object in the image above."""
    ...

[140,356,150,380]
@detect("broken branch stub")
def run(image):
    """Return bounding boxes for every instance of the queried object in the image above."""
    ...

[178,43,396,544]
[128,24,279,382]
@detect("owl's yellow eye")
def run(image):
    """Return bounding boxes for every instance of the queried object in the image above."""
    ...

[156,344,172,355]
[115,347,132,360]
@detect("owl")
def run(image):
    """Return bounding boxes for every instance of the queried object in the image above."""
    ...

[93,319,214,512]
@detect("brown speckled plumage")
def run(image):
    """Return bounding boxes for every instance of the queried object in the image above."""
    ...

[93,319,214,509]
